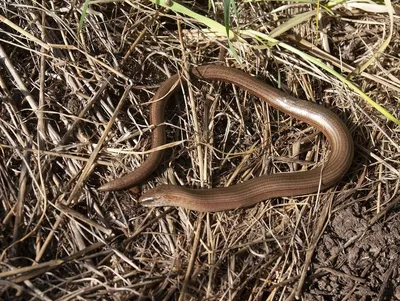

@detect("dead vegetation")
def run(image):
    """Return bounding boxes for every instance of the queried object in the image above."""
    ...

[0,0,399,300]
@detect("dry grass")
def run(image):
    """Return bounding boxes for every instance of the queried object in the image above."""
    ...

[0,0,400,300]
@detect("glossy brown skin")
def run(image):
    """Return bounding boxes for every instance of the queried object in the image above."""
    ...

[99,65,354,212]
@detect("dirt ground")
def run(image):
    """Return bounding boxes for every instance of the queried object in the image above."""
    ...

[0,0,399,300]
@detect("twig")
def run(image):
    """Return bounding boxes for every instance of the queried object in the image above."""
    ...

[11,143,31,256]
[178,213,205,301]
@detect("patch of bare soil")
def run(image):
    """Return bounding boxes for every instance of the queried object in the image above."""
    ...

[310,207,400,300]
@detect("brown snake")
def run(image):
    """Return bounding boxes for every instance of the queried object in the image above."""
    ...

[98,65,354,212]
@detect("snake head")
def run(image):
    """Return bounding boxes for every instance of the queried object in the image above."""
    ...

[139,185,173,207]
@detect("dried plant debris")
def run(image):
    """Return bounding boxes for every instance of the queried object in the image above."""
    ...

[0,0,399,300]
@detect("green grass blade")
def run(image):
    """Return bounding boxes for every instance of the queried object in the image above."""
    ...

[244,29,400,125]
[78,0,90,34]
[348,0,394,78]
[148,0,399,125]
[150,0,234,38]
[269,10,316,38]
[223,0,241,62]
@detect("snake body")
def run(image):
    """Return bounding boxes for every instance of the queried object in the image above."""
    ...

[99,65,354,212]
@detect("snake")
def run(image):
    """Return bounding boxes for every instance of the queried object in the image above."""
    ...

[98,65,354,212]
